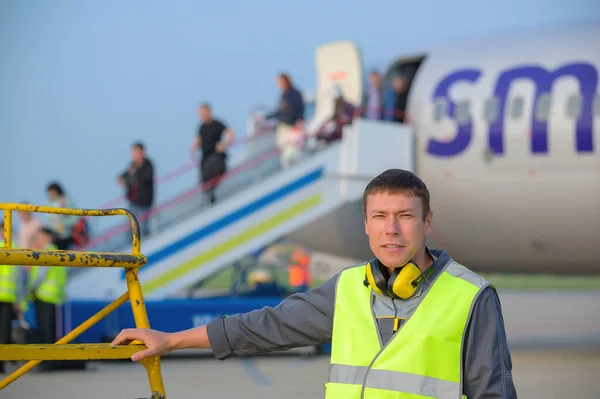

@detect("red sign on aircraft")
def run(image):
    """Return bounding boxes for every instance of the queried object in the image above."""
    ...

[329,71,348,81]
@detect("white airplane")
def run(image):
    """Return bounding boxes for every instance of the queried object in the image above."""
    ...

[63,21,599,306]
[285,20,600,275]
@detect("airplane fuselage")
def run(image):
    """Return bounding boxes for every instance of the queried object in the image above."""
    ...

[405,23,599,273]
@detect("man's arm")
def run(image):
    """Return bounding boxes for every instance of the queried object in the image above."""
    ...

[463,286,517,398]
[207,273,337,359]
[216,126,235,153]
[264,97,282,120]
[118,163,133,185]
[111,273,339,362]
[190,135,201,158]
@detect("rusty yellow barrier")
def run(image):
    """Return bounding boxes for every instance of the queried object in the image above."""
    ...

[0,203,166,399]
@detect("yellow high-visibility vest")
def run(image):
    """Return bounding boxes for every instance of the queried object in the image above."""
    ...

[325,261,489,399]
[0,239,18,304]
[29,244,67,305]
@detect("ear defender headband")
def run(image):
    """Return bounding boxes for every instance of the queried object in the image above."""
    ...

[363,258,433,300]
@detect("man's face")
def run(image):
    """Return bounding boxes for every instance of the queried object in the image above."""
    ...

[132,147,144,164]
[33,231,50,249]
[47,189,58,201]
[277,77,286,91]
[199,106,211,122]
[364,191,432,268]
[17,211,30,222]
[369,72,381,88]
[392,77,406,93]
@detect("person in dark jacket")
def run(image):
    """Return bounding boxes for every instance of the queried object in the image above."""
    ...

[266,73,305,127]
[118,142,154,236]
[265,73,305,167]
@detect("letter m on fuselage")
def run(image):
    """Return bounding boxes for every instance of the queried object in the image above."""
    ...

[489,62,597,154]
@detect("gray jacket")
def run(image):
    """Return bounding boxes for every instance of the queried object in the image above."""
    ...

[206,249,517,398]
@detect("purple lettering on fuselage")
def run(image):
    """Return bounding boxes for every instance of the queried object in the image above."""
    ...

[427,62,597,157]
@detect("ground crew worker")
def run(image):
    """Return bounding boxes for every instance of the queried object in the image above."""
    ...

[288,246,311,292]
[0,222,25,374]
[111,169,517,398]
[29,227,68,372]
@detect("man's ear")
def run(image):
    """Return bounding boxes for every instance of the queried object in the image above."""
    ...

[424,210,433,235]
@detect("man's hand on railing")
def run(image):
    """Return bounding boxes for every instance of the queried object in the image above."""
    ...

[111,328,173,362]
[111,325,212,362]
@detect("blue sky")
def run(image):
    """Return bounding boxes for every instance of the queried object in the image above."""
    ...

[0,0,598,228]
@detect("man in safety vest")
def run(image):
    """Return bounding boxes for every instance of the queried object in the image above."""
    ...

[0,221,26,373]
[111,169,517,398]
[29,227,68,371]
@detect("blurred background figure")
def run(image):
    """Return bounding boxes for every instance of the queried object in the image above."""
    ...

[119,142,155,236]
[17,204,42,249]
[190,103,235,205]
[384,75,408,123]
[265,73,305,168]
[0,221,24,374]
[15,205,39,334]
[362,69,384,120]
[45,182,78,250]
[314,85,356,147]
[288,246,312,293]
[29,227,67,372]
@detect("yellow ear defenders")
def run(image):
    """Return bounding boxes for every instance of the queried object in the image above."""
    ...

[363,258,433,300]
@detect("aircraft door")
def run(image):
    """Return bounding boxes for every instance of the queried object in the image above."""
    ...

[383,56,426,123]
[307,41,363,133]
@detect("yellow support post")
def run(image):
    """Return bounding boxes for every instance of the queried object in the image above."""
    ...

[4,210,12,247]
[126,268,166,397]
[0,203,167,399]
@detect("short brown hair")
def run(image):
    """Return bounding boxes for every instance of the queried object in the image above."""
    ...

[363,169,431,221]
[278,73,293,91]
[132,141,145,151]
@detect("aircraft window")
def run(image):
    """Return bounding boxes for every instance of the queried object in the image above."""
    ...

[535,93,551,122]
[433,99,446,121]
[455,101,471,125]
[594,95,600,117]
[566,94,582,119]
[511,97,524,120]
[484,97,499,122]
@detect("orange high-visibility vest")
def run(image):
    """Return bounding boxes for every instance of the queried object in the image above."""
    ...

[289,248,311,286]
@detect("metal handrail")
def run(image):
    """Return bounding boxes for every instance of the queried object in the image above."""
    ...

[0,203,166,398]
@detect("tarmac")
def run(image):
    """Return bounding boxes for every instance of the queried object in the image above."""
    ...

[2,290,600,399]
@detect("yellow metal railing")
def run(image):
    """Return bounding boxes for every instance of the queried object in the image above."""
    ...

[0,203,166,399]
